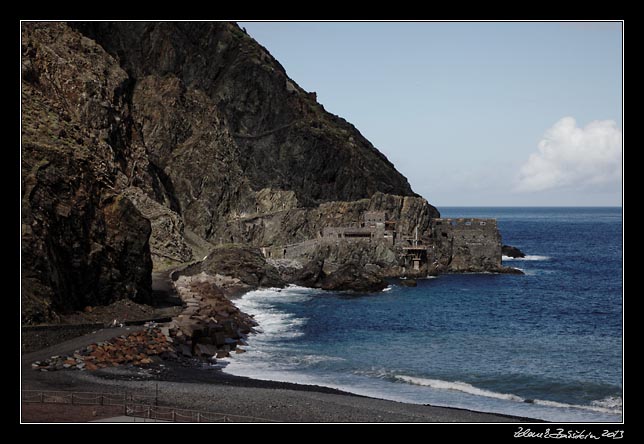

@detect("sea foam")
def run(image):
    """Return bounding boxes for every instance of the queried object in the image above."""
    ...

[502,255,550,261]
[233,286,315,341]
[395,374,622,415]
[395,375,524,402]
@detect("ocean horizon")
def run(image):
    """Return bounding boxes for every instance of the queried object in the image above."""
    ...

[221,207,623,422]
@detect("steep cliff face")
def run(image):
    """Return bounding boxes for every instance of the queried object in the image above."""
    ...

[71,22,417,238]
[21,23,152,323]
[22,21,430,322]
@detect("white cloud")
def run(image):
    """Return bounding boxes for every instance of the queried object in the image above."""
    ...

[516,117,622,192]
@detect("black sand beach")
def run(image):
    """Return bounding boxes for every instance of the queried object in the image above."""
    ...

[21,327,533,423]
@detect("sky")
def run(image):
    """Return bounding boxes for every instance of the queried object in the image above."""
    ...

[239,21,623,207]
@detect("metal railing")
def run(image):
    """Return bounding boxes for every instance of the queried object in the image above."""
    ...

[22,390,275,423]
[22,390,154,407]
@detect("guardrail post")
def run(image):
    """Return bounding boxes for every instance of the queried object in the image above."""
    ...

[71,394,74,405]
[172,411,176,422]
[40,392,44,403]
[147,405,151,419]
[100,395,104,406]
[197,412,201,423]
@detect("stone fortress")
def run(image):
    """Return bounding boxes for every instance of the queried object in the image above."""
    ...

[260,209,505,277]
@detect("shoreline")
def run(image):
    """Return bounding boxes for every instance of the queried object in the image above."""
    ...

[21,272,619,423]
[21,328,535,423]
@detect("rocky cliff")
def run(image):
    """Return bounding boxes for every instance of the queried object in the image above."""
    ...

[71,22,417,236]
[21,23,152,323]
[21,21,429,323]
[219,192,439,247]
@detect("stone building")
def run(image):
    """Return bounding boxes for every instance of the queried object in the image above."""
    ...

[261,212,504,276]
[322,211,397,244]
[429,218,502,271]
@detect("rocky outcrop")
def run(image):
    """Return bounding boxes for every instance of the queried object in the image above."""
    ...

[255,188,298,214]
[71,21,418,244]
[21,23,152,323]
[180,245,284,288]
[22,21,515,322]
[22,21,427,321]
[122,187,193,267]
[292,259,325,287]
[220,192,439,247]
[318,264,388,293]
[502,245,526,258]
[268,256,388,292]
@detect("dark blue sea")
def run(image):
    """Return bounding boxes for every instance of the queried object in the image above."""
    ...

[224,208,623,422]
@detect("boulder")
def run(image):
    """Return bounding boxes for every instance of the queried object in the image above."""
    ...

[293,259,325,287]
[499,266,525,275]
[318,264,388,292]
[182,245,285,288]
[194,343,218,357]
[502,245,526,258]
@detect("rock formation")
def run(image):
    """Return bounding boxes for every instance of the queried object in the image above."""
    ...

[21,21,515,323]
[219,192,438,247]
[21,22,427,322]
[502,245,526,258]
[180,245,285,289]
[21,23,152,323]
[71,21,417,237]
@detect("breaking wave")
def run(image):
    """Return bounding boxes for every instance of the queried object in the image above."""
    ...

[233,286,317,341]
[502,255,551,261]
[395,375,523,402]
[395,375,622,415]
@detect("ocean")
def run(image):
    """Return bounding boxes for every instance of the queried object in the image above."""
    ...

[222,207,623,422]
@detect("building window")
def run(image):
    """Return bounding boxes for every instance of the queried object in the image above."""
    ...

[480,221,486,226]
[465,221,472,226]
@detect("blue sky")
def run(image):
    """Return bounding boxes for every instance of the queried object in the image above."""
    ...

[239,21,622,206]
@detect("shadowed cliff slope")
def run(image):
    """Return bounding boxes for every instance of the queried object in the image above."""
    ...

[21,23,152,323]
[22,21,434,322]
[73,22,418,230]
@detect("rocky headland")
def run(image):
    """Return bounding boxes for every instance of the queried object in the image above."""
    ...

[22,21,522,360]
